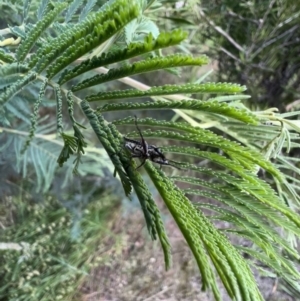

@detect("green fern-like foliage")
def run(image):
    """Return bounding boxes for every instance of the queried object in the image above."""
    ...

[1,0,300,300]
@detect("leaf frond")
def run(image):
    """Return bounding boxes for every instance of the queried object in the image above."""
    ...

[47,5,140,78]
[238,246,300,292]
[195,198,299,259]
[64,0,84,23]
[0,50,15,63]
[179,163,300,232]
[0,62,28,77]
[80,100,132,196]
[37,0,50,20]
[116,146,172,269]
[21,79,48,153]
[88,82,246,101]
[97,99,257,125]
[23,0,32,23]
[0,72,37,105]
[10,24,28,38]
[0,63,30,89]
[79,0,97,21]
[114,117,284,179]
[4,96,31,124]
[59,29,189,84]
[71,54,209,91]
[16,2,68,61]
[79,102,172,268]
[145,162,264,301]
[29,0,140,73]
[54,84,63,134]
[175,173,300,243]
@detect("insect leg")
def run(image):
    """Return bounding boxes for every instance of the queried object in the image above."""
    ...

[135,159,147,169]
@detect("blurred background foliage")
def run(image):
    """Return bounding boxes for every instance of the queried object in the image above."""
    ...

[1,0,300,300]
[150,0,300,111]
[198,1,300,111]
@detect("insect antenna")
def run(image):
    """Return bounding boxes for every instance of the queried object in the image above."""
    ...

[167,159,188,170]
[134,115,144,140]
[134,115,149,156]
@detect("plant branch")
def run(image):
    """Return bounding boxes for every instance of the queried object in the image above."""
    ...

[198,8,245,53]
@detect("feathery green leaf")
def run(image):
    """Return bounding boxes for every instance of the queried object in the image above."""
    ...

[97,99,256,124]
[30,0,139,72]
[21,79,48,153]
[54,84,63,134]
[71,54,209,91]
[65,0,84,23]
[0,72,37,105]
[145,162,264,301]
[118,153,172,269]
[23,0,32,23]
[4,96,31,124]
[124,16,159,44]
[0,50,15,63]
[238,247,300,292]
[46,2,140,79]
[16,2,68,61]
[59,29,189,84]
[9,25,27,39]
[178,180,299,258]
[0,63,29,77]
[80,100,132,196]
[79,0,97,21]
[37,0,50,20]
[0,63,29,89]
[179,163,300,231]
[88,82,246,101]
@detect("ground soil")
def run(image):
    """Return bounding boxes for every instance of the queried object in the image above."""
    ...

[80,197,296,301]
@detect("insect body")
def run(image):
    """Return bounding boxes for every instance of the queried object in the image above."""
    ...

[124,116,171,169]
[124,137,170,169]
[124,137,147,156]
